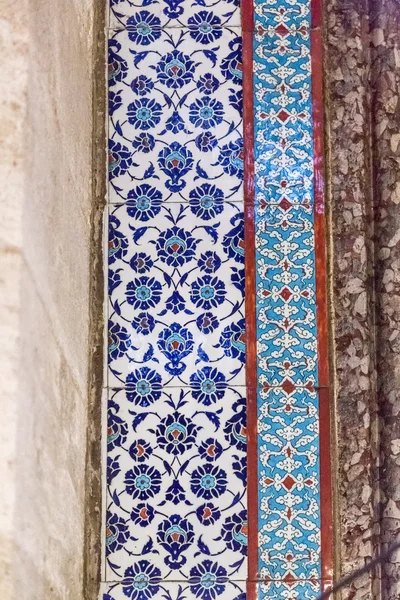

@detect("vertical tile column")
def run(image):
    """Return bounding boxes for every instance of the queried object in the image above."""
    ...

[250,0,333,596]
[103,1,247,598]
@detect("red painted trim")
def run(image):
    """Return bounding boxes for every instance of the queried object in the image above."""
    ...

[311,0,322,29]
[241,1,258,589]
[311,27,333,581]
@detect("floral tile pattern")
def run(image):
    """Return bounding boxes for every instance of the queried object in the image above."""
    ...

[105,0,247,595]
[108,201,246,388]
[253,0,322,586]
[102,579,246,600]
[109,0,241,29]
[106,386,247,581]
[108,27,244,204]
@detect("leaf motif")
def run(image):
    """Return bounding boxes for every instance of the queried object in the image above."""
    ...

[205,411,220,431]
[197,535,211,555]
[111,489,120,507]
[132,413,148,431]
[143,164,155,179]
[115,121,123,137]
[142,538,153,554]
[204,226,218,243]
[133,227,148,243]
[203,49,217,67]
[142,346,154,362]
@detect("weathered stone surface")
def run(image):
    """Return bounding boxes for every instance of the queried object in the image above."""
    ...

[0,0,104,598]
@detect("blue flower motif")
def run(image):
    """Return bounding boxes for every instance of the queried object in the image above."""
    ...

[109,268,122,295]
[107,456,121,485]
[122,560,162,600]
[130,503,155,528]
[108,214,129,264]
[191,464,228,499]
[165,111,186,134]
[165,291,186,314]
[157,323,195,376]
[130,253,153,273]
[109,139,133,180]
[132,312,156,336]
[127,12,161,46]
[232,454,247,485]
[190,366,227,405]
[107,400,128,450]
[199,438,224,462]
[194,132,218,152]
[224,398,246,451]
[106,511,130,555]
[188,11,222,44]
[220,36,243,84]
[156,226,198,268]
[156,412,199,455]
[189,560,227,600]
[222,213,245,263]
[126,276,162,310]
[219,319,246,362]
[108,40,128,86]
[198,251,221,273]
[129,439,153,462]
[157,142,194,192]
[157,515,195,570]
[165,479,186,505]
[127,98,162,131]
[161,0,185,18]
[156,50,195,89]
[125,464,162,500]
[126,367,162,406]
[196,312,219,334]
[132,132,155,153]
[190,275,226,309]
[221,510,248,556]
[218,138,244,178]
[189,96,224,129]
[108,319,131,362]
[189,183,224,219]
[131,75,154,96]
[231,266,245,292]
[109,90,122,116]
[196,502,221,526]
[127,184,162,220]
[229,88,243,116]
[197,74,220,95]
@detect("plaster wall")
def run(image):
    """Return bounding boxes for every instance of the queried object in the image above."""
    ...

[0,1,103,598]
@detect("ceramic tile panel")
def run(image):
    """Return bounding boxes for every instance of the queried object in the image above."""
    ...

[109,0,241,29]
[252,0,324,587]
[108,27,244,204]
[102,579,246,600]
[108,201,246,388]
[106,385,247,581]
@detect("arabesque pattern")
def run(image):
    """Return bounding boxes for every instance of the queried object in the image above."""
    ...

[253,0,323,595]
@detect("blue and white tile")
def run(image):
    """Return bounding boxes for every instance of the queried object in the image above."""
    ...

[254,0,311,31]
[109,0,241,29]
[108,28,243,204]
[257,386,320,580]
[102,579,246,600]
[259,579,321,600]
[255,203,317,386]
[105,384,247,581]
[108,201,246,388]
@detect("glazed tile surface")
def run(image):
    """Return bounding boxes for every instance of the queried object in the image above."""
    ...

[108,27,244,203]
[106,386,247,581]
[253,0,322,584]
[108,201,246,388]
[102,579,246,600]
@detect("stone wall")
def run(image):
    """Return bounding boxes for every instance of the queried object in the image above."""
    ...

[0,1,104,598]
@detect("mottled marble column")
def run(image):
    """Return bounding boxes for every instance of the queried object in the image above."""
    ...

[325,0,381,597]
[371,0,400,598]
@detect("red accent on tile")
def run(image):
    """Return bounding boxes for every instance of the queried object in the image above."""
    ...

[312,27,334,581]
[241,2,258,589]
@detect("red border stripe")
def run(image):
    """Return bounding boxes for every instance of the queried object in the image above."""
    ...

[311,25,334,581]
[241,0,258,589]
